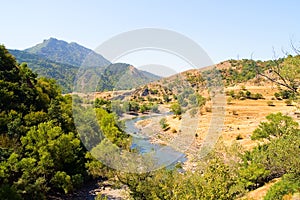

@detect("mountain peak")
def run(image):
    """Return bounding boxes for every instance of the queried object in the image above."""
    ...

[25,38,110,67]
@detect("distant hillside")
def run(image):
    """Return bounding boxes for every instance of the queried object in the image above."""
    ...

[75,63,161,92]
[9,49,78,93]
[10,40,161,93]
[102,63,161,90]
[25,38,111,67]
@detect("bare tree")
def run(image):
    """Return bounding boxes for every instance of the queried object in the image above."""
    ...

[255,46,300,95]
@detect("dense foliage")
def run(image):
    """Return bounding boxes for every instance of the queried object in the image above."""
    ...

[9,49,78,93]
[0,46,127,199]
[1,44,300,199]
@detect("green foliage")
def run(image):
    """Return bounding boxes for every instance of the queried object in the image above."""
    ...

[238,163,270,190]
[251,113,299,140]
[159,118,169,130]
[264,174,300,200]
[150,103,159,113]
[266,100,275,106]
[0,47,100,199]
[98,63,160,91]
[242,113,300,194]
[226,89,264,100]
[280,56,300,93]
[95,108,131,149]
[170,102,182,116]
[11,45,160,93]
[127,101,140,112]
[51,171,73,194]
[222,59,259,85]
[274,89,295,100]
[0,122,86,198]
[10,49,78,93]
[285,99,293,106]
[0,184,22,200]
[111,100,123,116]
[117,154,245,200]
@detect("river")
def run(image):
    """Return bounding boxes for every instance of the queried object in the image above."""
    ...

[124,113,187,169]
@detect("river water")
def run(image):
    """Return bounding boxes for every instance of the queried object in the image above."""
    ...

[124,114,187,169]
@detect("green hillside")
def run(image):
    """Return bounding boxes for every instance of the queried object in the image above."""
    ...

[25,38,111,67]
[10,39,161,93]
[9,49,78,93]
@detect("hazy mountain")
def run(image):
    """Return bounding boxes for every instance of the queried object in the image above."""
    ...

[25,38,111,67]
[100,63,161,91]
[9,49,78,93]
[10,39,161,93]
[75,63,161,92]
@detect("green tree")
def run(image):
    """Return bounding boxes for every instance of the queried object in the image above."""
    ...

[170,102,182,116]
[251,112,299,140]
[257,56,300,94]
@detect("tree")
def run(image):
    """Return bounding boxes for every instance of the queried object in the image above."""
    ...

[264,174,300,200]
[159,118,169,130]
[251,112,299,140]
[0,122,85,198]
[256,55,300,94]
[170,102,182,116]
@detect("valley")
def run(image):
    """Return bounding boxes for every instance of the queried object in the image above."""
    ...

[1,39,300,200]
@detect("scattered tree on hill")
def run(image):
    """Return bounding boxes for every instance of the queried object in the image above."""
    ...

[256,55,300,95]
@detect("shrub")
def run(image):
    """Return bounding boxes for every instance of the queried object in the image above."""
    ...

[159,118,169,130]
[227,97,233,105]
[285,99,293,106]
[246,90,251,97]
[170,102,182,116]
[267,101,275,106]
[254,93,264,99]
[274,92,282,100]
[236,134,243,140]
[241,85,247,91]
[228,90,235,98]
[264,174,300,200]
[151,103,159,113]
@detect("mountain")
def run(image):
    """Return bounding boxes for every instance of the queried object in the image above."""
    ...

[98,63,161,91]
[9,39,161,93]
[9,49,78,93]
[74,63,161,92]
[25,37,111,67]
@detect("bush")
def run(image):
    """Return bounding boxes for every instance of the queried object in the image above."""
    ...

[159,118,169,130]
[227,90,235,98]
[227,97,233,105]
[264,174,300,200]
[274,92,282,100]
[170,102,182,116]
[246,90,251,97]
[151,103,159,113]
[274,90,295,100]
[241,85,247,91]
[236,134,243,140]
[267,101,275,106]
[285,99,293,106]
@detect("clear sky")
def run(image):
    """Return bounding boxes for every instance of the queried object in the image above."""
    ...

[2,0,300,65]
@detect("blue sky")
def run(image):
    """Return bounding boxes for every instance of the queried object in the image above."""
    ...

[2,0,300,65]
